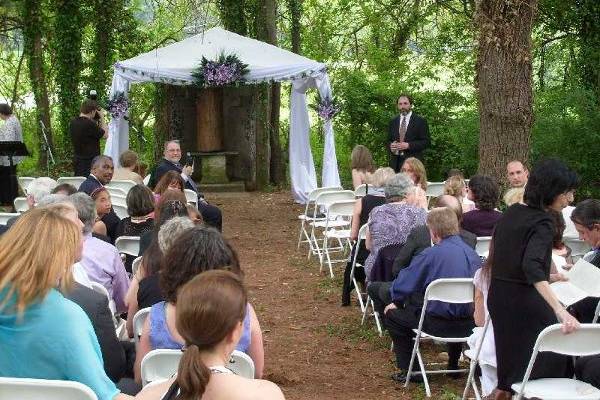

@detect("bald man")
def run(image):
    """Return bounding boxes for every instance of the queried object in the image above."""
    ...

[506,160,529,188]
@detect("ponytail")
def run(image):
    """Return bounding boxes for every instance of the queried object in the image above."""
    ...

[175,344,210,400]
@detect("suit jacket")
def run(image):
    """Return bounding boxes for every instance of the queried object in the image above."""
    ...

[149,158,203,197]
[387,113,430,171]
[64,283,126,383]
[78,175,103,195]
[392,225,477,277]
[78,176,121,243]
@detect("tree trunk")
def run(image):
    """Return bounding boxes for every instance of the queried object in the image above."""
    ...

[21,0,53,170]
[89,0,117,101]
[287,0,302,54]
[475,0,537,183]
[577,0,600,101]
[269,83,284,184]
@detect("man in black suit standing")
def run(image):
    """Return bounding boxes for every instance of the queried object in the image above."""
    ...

[149,140,222,230]
[388,94,430,172]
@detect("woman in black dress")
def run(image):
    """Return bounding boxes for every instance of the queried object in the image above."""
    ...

[487,159,580,398]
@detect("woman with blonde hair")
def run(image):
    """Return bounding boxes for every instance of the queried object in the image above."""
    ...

[400,157,428,209]
[136,271,283,400]
[0,208,132,400]
[351,145,375,189]
[444,175,475,212]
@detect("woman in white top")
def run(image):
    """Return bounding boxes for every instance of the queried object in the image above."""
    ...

[350,145,375,189]
[136,270,284,400]
[0,103,24,206]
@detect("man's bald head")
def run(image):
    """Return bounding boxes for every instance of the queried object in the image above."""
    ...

[435,194,463,222]
[507,160,528,188]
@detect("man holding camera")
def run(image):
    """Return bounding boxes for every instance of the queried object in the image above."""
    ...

[70,99,108,177]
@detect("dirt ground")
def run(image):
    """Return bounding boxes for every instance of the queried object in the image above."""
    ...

[211,190,468,400]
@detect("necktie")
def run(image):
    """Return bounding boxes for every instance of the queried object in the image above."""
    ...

[398,115,407,143]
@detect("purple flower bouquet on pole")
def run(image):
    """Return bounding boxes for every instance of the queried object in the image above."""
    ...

[107,92,129,120]
[313,97,341,121]
[192,53,249,87]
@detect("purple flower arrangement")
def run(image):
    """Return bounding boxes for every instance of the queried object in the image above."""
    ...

[314,97,340,121]
[192,53,249,87]
[107,92,128,120]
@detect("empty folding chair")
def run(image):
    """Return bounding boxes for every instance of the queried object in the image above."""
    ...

[106,179,136,194]
[475,236,492,258]
[354,184,367,198]
[184,189,197,205]
[0,377,97,400]
[13,197,28,213]
[133,306,151,343]
[105,186,127,198]
[56,176,86,189]
[405,278,475,397]
[115,236,140,258]
[0,212,20,225]
[112,203,129,219]
[565,238,592,260]
[350,224,369,313]
[512,324,600,400]
[320,200,356,278]
[462,315,491,400]
[17,177,35,194]
[297,186,343,250]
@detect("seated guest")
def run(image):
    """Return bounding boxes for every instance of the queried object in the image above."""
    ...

[153,170,184,202]
[462,175,502,236]
[400,157,428,209]
[116,184,155,238]
[444,175,474,213]
[139,190,188,256]
[0,207,133,400]
[52,182,78,196]
[148,140,222,231]
[342,167,394,306]
[70,192,130,314]
[24,176,57,209]
[383,207,481,382]
[135,271,284,400]
[503,187,524,207]
[134,226,265,382]
[350,144,375,189]
[363,173,427,281]
[113,150,144,185]
[79,155,121,242]
[91,187,114,237]
[506,160,528,188]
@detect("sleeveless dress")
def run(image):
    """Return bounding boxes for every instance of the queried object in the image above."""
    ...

[149,301,252,353]
[161,366,233,400]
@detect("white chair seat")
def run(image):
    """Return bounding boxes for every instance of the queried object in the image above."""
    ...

[311,219,350,228]
[511,378,600,400]
[324,229,351,239]
[412,329,470,343]
[298,214,325,222]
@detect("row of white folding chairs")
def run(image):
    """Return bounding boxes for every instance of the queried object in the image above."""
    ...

[354,181,448,199]
[297,186,343,250]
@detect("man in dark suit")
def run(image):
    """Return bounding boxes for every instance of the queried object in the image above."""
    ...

[78,155,121,242]
[148,140,222,230]
[388,94,430,172]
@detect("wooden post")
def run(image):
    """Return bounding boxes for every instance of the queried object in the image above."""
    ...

[196,87,223,152]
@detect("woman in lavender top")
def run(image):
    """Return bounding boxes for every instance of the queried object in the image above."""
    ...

[364,173,428,280]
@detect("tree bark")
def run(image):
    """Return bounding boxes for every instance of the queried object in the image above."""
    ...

[287,0,302,54]
[475,0,537,183]
[21,0,53,169]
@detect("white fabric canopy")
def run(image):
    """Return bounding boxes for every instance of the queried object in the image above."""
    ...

[104,27,341,202]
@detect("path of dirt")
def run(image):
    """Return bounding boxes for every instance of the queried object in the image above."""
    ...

[212,191,467,400]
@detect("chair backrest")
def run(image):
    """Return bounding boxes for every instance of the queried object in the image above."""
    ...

[106,186,127,197]
[184,189,197,205]
[141,349,182,386]
[133,306,151,343]
[115,236,140,257]
[110,194,127,207]
[0,377,97,400]
[534,324,600,355]
[17,177,35,194]
[13,197,28,213]
[132,256,143,277]
[475,236,492,257]
[143,174,151,186]
[564,238,592,258]
[314,190,355,209]
[56,176,86,188]
[354,184,367,198]
[307,186,343,202]
[0,212,20,225]
[424,278,475,304]
[228,350,255,379]
[357,223,368,241]
[112,203,129,219]
[425,182,446,198]
[106,180,137,194]
[326,200,356,218]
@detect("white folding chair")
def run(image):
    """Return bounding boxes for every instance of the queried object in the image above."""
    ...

[405,278,475,397]
[565,238,592,259]
[297,186,343,250]
[512,324,600,400]
[462,315,491,400]
[425,182,446,199]
[132,256,143,277]
[308,190,355,262]
[115,236,140,257]
[184,189,197,205]
[17,176,35,194]
[141,349,182,386]
[354,184,367,198]
[89,281,117,315]
[106,179,137,194]
[350,224,369,313]
[109,193,127,206]
[0,377,97,400]
[361,295,383,337]
[475,236,492,257]
[133,306,151,343]
[228,350,255,378]
[106,186,127,198]
[143,174,151,186]
[320,200,355,278]
[0,212,20,225]
[13,197,28,213]
[56,176,86,188]
[112,203,129,219]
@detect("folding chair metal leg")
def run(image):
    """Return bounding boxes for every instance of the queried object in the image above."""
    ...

[361,296,370,325]
[417,348,431,397]
[352,275,365,313]
[297,220,306,249]
[373,311,383,336]
[462,359,481,400]
[405,334,421,388]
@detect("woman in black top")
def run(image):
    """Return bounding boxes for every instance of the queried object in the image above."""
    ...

[487,159,580,398]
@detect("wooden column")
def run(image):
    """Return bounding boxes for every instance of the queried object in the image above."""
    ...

[196,87,223,152]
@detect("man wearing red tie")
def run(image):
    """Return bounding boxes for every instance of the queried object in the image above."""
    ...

[388,95,430,172]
